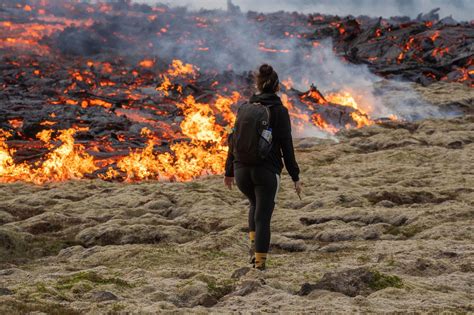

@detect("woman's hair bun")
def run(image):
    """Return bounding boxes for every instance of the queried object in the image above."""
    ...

[256,63,279,93]
[259,64,274,76]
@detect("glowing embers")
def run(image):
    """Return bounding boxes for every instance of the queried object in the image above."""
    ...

[139,59,155,68]
[397,37,416,63]
[0,15,92,54]
[311,113,338,134]
[157,60,198,96]
[288,85,375,134]
[258,42,291,54]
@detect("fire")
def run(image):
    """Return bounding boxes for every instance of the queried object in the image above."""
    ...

[281,93,317,133]
[430,31,440,42]
[139,59,155,68]
[8,119,23,129]
[102,93,241,182]
[432,47,449,57]
[167,59,197,77]
[350,112,374,128]
[157,60,198,96]
[214,92,241,124]
[0,131,31,182]
[304,88,328,105]
[1,90,241,183]
[178,96,224,142]
[281,78,294,90]
[397,37,415,63]
[35,129,97,182]
[0,129,97,184]
[311,113,338,134]
[326,91,374,128]
[0,2,408,184]
[258,42,291,53]
[297,87,375,133]
[325,91,359,110]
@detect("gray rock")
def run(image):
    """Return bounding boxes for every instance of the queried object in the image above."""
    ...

[309,200,324,209]
[0,288,13,296]
[91,290,118,302]
[376,200,396,208]
[362,229,380,240]
[317,229,357,242]
[231,267,251,279]
[298,267,402,297]
[191,293,218,307]
[271,238,307,252]
[319,244,348,253]
[228,280,262,297]
[0,211,14,224]
[0,269,15,276]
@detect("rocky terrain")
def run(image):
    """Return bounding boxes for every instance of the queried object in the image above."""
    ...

[1,83,473,314]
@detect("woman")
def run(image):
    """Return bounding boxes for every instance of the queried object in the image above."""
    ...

[224,64,302,270]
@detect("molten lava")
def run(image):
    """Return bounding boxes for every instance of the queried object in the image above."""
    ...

[0,0,403,184]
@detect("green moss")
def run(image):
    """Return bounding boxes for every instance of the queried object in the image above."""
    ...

[138,246,183,268]
[187,182,205,190]
[0,228,29,262]
[32,236,75,257]
[369,270,403,290]
[0,228,76,264]
[357,255,371,263]
[206,278,235,299]
[386,258,397,267]
[176,279,194,289]
[385,225,425,238]
[35,282,49,293]
[110,303,127,313]
[33,282,70,301]
[202,249,229,260]
[55,271,133,291]
[265,257,284,268]
[0,300,80,315]
[194,275,235,299]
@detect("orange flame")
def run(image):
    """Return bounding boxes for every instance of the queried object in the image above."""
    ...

[0,129,97,184]
[101,92,241,182]
[139,59,154,68]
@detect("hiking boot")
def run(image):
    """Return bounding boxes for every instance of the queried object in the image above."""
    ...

[255,263,266,271]
[249,241,255,265]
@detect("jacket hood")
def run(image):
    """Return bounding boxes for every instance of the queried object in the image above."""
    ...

[249,93,283,106]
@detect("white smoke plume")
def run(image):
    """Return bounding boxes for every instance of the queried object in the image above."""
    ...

[83,0,451,137]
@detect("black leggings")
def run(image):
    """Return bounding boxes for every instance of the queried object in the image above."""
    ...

[235,166,280,253]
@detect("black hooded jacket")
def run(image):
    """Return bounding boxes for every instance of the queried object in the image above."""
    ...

[224,93,300,182]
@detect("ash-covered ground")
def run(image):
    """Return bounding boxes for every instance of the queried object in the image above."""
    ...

[0,83,472,314]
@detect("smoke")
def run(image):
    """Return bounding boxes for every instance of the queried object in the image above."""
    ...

[150,0,474,22]
[52,1,449,137]
[288,39,443,122]
[142,12,442,127]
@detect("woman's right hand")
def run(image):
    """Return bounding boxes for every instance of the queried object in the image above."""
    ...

[224,177,235,190]
[294,181,302,198]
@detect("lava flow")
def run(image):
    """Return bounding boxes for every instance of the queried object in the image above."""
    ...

[1,1,471,184]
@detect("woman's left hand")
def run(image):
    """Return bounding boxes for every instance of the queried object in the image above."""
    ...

[224,177,235,190]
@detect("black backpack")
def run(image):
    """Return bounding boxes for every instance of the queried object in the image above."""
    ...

[231,102,273,164]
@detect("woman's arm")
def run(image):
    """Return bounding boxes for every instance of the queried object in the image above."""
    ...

[224,132,234,177]
[278,107,300,182]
